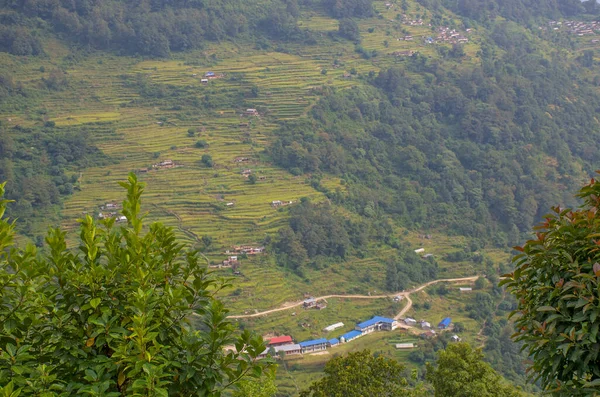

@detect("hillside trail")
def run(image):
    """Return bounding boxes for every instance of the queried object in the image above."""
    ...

[227,275,479,319]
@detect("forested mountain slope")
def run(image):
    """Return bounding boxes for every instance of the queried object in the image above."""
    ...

[1,0,600,394]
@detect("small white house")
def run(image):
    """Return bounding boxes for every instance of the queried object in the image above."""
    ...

[420,321,431,329]
[414,248,425,254]
[201,79,208,84]
[404,318,417,326]
[459,287,473,292]
[396,343,415,349]
[451,335,462,342]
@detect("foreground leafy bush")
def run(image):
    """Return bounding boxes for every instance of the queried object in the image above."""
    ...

[503,175,600,395]
[0,174,272,396]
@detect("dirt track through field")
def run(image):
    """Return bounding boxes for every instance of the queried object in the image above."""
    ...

[227,276,479,320]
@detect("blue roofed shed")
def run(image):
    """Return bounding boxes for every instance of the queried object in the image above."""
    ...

[329,338,339,347]
[340,330,362,343]
[299,338,328,353]
[438,317,452,329]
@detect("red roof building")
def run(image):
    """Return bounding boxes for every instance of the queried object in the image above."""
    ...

[267,335,293,347]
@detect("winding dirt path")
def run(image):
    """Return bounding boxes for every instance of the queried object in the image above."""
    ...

[227,276,479,319]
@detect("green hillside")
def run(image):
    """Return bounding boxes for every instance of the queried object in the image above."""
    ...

[2,0,600,394]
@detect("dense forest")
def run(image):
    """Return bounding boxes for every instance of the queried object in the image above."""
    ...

[271,24,600,247]
[0,0,319,56]
[416,0,598,24]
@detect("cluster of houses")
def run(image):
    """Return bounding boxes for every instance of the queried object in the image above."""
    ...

[271,200,294,208]
[302,297,327,310]
[400,15,424,26]
[545,20,600,36]
[97,202,127,222]
[194,71,224,84]
[258,315,400,359]
[401,316,453,340]
[139,159,178,173]
[434,26,469,44]
[397,35,414,41]
[97,212,127,222]
[226,245,265,255]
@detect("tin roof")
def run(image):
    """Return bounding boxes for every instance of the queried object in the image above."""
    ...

[299,338,328,348]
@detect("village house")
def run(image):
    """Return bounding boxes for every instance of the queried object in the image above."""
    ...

[222,256,238,267]
[355,316,399,334]
[420,321,431,329]
[396,343,415,349]
[315,303,327,310]
[414,248,425,254]
[267,335,294,347]
[241,169,252,177]
[420,330,437,339]
[303,297,317,308]
[245,108,259,116]
[404,318,417,326]
[153,159,176,169]
[201,79,208,84]
[328,338,340,347]
[451,335,462,342]
[205,71,215,78]
[299,338,329,353]
[258,343,302,359]
[438,317,452,329]
[459,287,473,292]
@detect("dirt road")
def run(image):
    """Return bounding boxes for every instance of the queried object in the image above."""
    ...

[227,276,479,320]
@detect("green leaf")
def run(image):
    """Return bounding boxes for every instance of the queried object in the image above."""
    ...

[536,306,557,312]
[3,318,17,334]
[90,298,101,309]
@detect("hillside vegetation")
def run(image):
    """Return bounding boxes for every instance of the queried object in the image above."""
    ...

[1,0,600,394]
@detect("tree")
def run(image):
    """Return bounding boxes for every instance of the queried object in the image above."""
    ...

[338,18,360,41]
[299,350,412,396]
[474,276,487,290]
[202,154,213,167]
[0,175,273,395]
[502,176,600,395]
[426,343,522,397]
[247,174,257,184]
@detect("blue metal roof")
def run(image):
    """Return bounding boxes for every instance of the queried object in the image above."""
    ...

[438,317,452,327]
[356,316,396,330]
[341,330,362,340]
[299,338,328,348]
[329,338,339,345]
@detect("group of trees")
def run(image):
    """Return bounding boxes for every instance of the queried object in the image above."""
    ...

[300,345,522,396]
[416,0,596,24]
[273,200,366,272]
[0,122,109,237]
[323,0,374,18]
[0,0,311,57]
[385,247,438,291]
